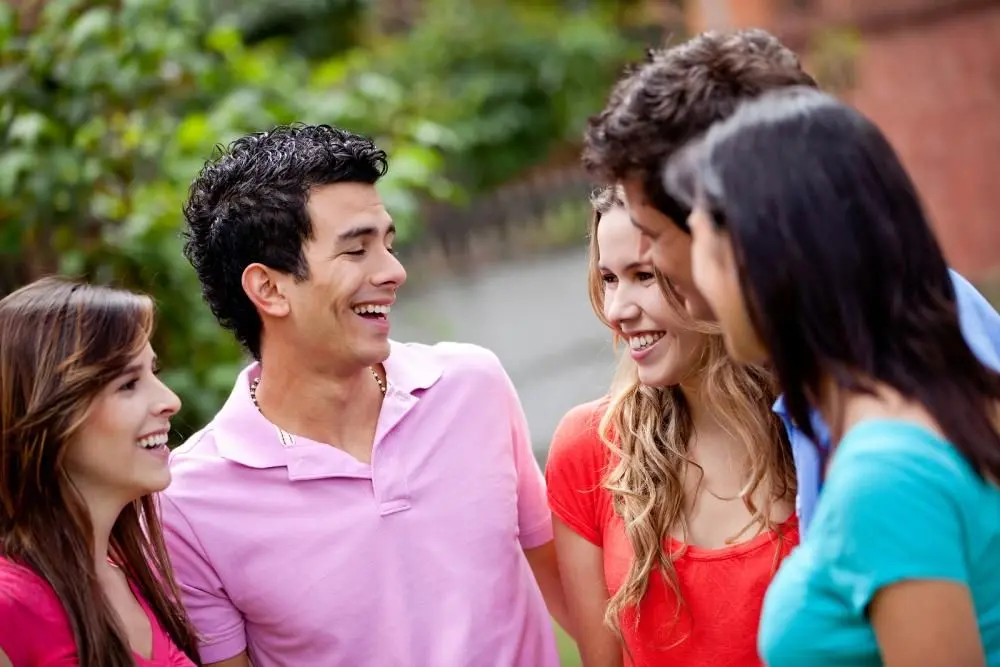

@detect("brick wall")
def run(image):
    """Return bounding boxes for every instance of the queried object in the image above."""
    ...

[685,0,1000,279]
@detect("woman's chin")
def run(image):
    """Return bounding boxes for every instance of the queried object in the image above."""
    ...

[133,470,172,497]
[637,365,685,389]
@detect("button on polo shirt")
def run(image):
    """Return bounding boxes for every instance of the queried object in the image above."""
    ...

[160,341,559,667]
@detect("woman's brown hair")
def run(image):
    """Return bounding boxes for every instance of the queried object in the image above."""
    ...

[586,187,796,646]
[0,277,201,666]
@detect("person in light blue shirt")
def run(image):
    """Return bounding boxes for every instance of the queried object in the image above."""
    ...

[760,419,1000,666]
[777,269,1000,535]
[665,87,1000,666]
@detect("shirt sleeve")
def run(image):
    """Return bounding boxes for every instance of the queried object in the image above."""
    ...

[0,591,38,664]
[544,400,610,547]
[496,364,555,550]
[158,493,248,664]
[950,269,1000,372]
[0,565,65,665]
[811,428,975,616]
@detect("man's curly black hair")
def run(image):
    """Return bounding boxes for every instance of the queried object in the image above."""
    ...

[583,29,817,222]
[182,124,388,360]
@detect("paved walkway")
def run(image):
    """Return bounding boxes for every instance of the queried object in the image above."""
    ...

[390,248,616,461]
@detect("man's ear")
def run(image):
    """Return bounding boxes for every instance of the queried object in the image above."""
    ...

[242,263,291,319]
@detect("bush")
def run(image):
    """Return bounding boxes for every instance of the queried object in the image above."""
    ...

[0,0,639,437]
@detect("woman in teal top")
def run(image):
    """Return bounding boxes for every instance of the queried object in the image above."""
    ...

[662,86,1000,666]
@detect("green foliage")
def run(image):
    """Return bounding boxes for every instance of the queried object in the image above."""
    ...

[0,0,639,438]
[0,0,237,435]
[355,0,637,193]
[212,0,367,59]
[0,0,442,436]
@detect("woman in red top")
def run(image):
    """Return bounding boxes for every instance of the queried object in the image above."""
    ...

[0,278,200,666]
[547,188,798,667]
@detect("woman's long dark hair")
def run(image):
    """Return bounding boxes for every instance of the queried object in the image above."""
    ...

[0,277,201,666]
[665,86,1000,479]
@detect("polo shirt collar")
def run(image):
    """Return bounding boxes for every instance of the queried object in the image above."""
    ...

[213,340,442,472]
[382,339,442,395]
[772,394,832,450]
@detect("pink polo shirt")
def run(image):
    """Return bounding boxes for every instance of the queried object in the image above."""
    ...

[159,341,558,667]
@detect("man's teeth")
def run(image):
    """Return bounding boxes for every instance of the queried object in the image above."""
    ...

[629,333,665,350]
[137,433,168,449]
[352,304,390,316]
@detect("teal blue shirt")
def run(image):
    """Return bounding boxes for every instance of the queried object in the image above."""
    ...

[759,420,1000,666]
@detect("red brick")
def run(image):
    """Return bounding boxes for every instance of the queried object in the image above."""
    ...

[684,0,1000,278]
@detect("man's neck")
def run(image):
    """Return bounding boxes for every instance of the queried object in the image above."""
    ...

[253,343,384,449]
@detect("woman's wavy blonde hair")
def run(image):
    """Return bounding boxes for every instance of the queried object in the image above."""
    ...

[588,186,796,645]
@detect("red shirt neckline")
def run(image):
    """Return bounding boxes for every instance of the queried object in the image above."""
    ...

[666,515,799,561]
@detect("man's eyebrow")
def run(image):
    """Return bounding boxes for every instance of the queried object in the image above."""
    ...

[336,223,396,243]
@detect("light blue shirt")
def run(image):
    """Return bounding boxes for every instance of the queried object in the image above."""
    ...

[758,420,1000,666]
[776,270,1000,535]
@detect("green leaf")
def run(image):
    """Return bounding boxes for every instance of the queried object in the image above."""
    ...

[66,7,114,51]
[0,149,34,197]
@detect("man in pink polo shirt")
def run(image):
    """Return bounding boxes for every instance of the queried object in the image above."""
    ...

[161,125,568,666]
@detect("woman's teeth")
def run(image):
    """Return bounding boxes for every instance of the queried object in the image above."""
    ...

[137,433,168,450]
[353,304,390,316]
[629,333,665,350]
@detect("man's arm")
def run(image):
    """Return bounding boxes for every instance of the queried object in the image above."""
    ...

[159,493,250,665]
[206,651,252,667]
[493,358,572,634]
[523,539,573,637]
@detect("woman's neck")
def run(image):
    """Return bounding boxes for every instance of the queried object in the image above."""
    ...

[679,374,724,438]
[816,374,941,445]
[81,490,127,573]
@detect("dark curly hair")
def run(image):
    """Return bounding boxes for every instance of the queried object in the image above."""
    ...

[582,29,817,226]
[182,124,388,360]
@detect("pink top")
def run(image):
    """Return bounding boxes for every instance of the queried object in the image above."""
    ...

[160,341,558,667]
[0,556,196,666]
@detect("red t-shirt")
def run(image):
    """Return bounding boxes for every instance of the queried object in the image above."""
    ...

[546,399,799,667]
[0,556,196,666]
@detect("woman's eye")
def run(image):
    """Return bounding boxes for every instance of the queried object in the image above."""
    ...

[601,274,617,285]
[636,271,656,282]
[119,378,138,392]
[346,249,366,257]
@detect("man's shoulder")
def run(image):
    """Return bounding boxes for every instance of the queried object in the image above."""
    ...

[395,339,502,367]
[393,340,508,386]
[948,268,1000,371]
[164,424,237,498]
[169,424,223,466]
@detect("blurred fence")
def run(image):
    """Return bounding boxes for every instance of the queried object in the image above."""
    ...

[401,162,597,269]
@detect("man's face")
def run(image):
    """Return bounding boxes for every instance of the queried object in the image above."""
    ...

[278,182,406,372]
[621,177,716,321]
